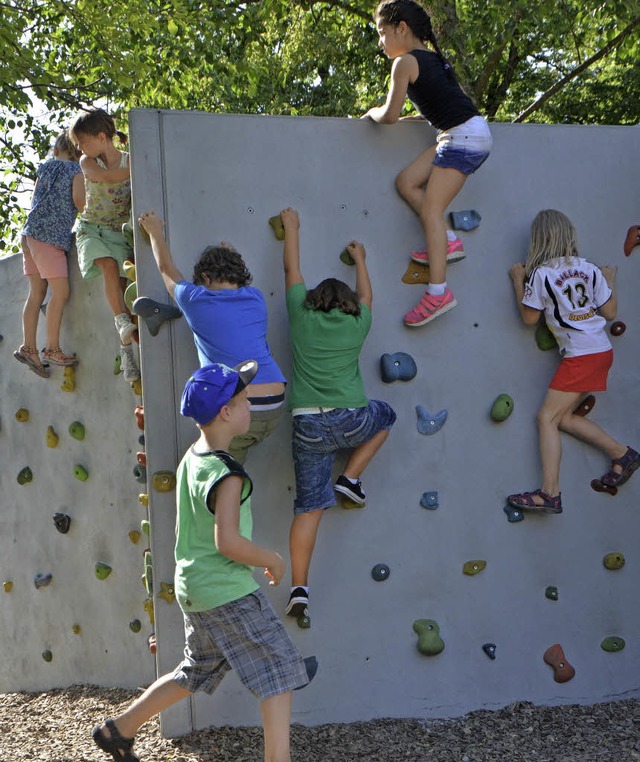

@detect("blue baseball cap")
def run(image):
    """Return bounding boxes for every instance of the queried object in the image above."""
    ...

[180,360,258,425]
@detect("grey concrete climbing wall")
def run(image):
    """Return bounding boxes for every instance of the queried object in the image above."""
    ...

[0,251,155,692]
[129,110,640,736]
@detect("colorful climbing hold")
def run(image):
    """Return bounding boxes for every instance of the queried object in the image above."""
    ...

[158,581,176,604]
[371,563,390,582]
[136,451,147,467]
[34,573,53,589]
[268,214,285,240]
[144,597,155,625]
[123,259,136,282]
[53,513,71,534]
[416,405,447,435]
[545,586,558,601]
[449,209,481,231]
[610,321,626,337]
[380,352,417,383]
[15,408,29,422]
[133,464,147,484]
[68,421,85,440]
[42,650,53,662]
[17,466,33,485]
[535,315,557,351]
[139,493,149,508]
[148,632,157,654]
[3,581,13,593]
[124,281,138,312]
[152,471,176,492]
[72,624,81,635]
[135,405,144,430]
[463,560,486,576]
[543,643,575,683]
[141,519,150,536]
[340,495,366,510]
[130,378,142,396]
[503,504,524,523]
[132,296,182,337]
[144,550,153,595]
[603,552,625,570]
[114,355,122,375]
[127,531,140,546]
[401,261,430,285]
[412,619,445,656]
[138,434,145,447]
[130,619,142,633]
[573,395,595,417]
[61,365,76,392]
[339,248,355,266]
[601,636,625,653]
[490,394,514,422]
[420,491,439,510]
[297,615,311,629]
[482,643,496,660]
[623,225,640,257]
[95,562,112,580]
[45,426,59,448]
[73,464,89,481]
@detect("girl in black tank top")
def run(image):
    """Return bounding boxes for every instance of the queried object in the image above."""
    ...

[363,0,492,328]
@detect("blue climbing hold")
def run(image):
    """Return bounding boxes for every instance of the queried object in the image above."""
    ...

[449,209,481,231]
[420,491,439,510]
[482,643,497,660]
[371,563,390,581]
[503,504,525,523]
[416,406,447,435]
[34,573,53,589]
[380,352,417,383]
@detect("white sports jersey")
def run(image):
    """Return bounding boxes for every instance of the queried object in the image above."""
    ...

[523,257,612,357]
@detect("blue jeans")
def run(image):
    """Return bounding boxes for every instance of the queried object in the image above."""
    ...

[292,400,396,513]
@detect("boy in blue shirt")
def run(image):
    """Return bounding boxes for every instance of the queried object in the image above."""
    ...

[92,361,309,762]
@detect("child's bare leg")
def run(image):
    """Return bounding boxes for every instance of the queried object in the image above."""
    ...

[97,673,190,741]
[420,167,467,285]
[22,274,47,349]
[558,402,628,469]
[537,389,583,498]
[395,146,436,214]
[342,429,390,480]
[261,692,292,762]
[289,509,324,587]
[44,277,70,349]
[94,257,129,318]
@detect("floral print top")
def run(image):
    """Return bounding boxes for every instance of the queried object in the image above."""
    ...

[80,152,131,230]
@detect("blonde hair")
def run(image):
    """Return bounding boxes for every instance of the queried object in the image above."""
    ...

[526,209,579,274]
[54,131,81,161]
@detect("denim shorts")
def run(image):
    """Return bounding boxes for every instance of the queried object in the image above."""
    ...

[172,589,309,700]
[292,400,396,513]
[433,115,493,175]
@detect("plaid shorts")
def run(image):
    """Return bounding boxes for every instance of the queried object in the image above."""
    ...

[172,589,309,701]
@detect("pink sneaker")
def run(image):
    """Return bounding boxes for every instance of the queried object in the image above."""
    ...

[404,288,457,327]
[411,237,465,265]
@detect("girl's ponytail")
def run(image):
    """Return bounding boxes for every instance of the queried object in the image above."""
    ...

[70,108,126,145]
[115,130,128,145]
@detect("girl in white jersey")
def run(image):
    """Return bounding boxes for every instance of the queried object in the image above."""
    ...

[507,209,639,514]
[364,0,492,327]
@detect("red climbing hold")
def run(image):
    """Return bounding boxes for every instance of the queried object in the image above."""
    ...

[135,405,144,430]
[623,225,640,257]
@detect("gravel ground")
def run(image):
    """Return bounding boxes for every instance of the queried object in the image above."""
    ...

[2,685,640,761]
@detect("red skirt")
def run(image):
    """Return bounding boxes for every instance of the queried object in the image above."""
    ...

[549,349,613,393]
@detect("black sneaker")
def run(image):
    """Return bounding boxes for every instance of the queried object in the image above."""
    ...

[286,587,309,618]
[334,474,366,504]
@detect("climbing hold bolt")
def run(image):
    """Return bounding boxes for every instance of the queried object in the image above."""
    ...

[15,408,29,422]
[380,352,417,383]
[482,643,496,660]
[130,619,142,633]
[68,421,85,440]
[543,643,575,683]
[490,394,514,422]
[95,562,112,580]
[34,573,53,589]
[603,552,625,570]
[545,586,558,601]
[45,426,59,448]
[416,405,447,435]
[420,491,439,510]
[17,466,33,485]
[601,636,625,653]
[412,619,445,656]
[610,321,626,337]
[73,464,89,481]
[503,504,524,523]
[268,215,285,240]
[152,471,176,492]
[371,563,390,582]
[463,560,486,576]
[53,513,71,534]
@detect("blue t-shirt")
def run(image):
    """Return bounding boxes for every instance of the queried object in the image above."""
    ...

[22,159,82,252]
[173,281,286,384]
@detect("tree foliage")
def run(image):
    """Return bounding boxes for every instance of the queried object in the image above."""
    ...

[1,0,638,253]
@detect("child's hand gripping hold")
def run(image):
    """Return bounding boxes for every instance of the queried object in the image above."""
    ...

[265,552,286,587]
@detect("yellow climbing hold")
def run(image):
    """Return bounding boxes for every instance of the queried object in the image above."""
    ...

[15,408,29,422]
[130,378,142,396]
[138,493,149,507]
[72,624,81,635]
[61,366,76,392]
[123,260,136,282]
[3,581,13,593]
[152,471,176,492]
[124,281,138,312]
[144,597,155,625]
[463,560,487,575]
[158,581,176,604]
[128,530,141,545]
[46,426,59,448]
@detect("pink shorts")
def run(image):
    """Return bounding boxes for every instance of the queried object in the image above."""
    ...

[549,350,613,393]
[22,235,68,279]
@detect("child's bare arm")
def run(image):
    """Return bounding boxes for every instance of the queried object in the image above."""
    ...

[138,211,184,298]
[79,155,130,183]
[362,55,415,124]
[509,263,540,325]
[346,241,372,309]
[212,477,286,586]
[281,208,304,290]
[598,265,618,320]
[72,172,85,212]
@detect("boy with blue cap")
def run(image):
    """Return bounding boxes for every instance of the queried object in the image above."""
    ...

[92,360,310,762]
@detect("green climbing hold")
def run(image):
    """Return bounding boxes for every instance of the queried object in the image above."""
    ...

[490,394,514,422]
[535,315,557,351]
[144,550,153,595]
[463,560,486,576]
[141,519,150,536]
[268,215,285,240]
[412,619,445,656]
[603,552,625,570]
[114,355,122,375]
[124,281,138,312]
[95,562,112,580]
[340,248,355,266]
[74,464,89,481]
[297,615,311,629]
[601,636,625,653]
[68,421,85,441]
[129,619,142,633]
[17,466,33,485]
[42,650,53,662]
[545,586,559,601]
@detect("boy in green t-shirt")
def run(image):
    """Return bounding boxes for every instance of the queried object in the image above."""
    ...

[92,361,310,762]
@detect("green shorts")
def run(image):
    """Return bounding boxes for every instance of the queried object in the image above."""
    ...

[229,405,284,465]
[75,220,132,281]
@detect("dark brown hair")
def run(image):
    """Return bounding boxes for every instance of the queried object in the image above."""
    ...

[69,108,127,146]
[193,246,253,287]
[304,278,361,316]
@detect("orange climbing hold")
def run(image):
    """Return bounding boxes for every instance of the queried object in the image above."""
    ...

[137,451,147,467]
[543,643,575,683]
[135,405,144,430]
[623,225,640,256]
[401,261,430,285]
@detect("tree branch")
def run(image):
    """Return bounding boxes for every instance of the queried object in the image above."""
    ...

[514,15,640,123]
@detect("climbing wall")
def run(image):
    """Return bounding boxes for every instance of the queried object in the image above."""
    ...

[127,111,640,736]
[0,251,155,691]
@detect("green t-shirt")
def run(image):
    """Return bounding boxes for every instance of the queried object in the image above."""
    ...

[286,282,372,409]
[174,448,259,612]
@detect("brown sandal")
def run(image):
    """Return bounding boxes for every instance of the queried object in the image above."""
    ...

[42,346,78,366]
[13,345,49,378]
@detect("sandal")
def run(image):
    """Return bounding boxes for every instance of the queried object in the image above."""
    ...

[507,489,563,514]
[13,345,49,378]
[42,346,78,366]
[599,447,640,488]
[92,719,139,762]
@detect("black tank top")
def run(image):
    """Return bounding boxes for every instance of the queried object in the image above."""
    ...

[406,49,479,131]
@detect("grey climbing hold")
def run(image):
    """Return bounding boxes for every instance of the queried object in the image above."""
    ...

[503,504,524,523]
[133,296,182,337]
[482,643,496,660]
[53,513,71,534]
[420,491,439,510]
[380,352,417,383]
[371,563,390,581]
[449,209,481,231]
[34,573,53,589]
[416,405,447,435]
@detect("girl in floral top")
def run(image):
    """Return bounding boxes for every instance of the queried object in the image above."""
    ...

[70,109,139,382]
